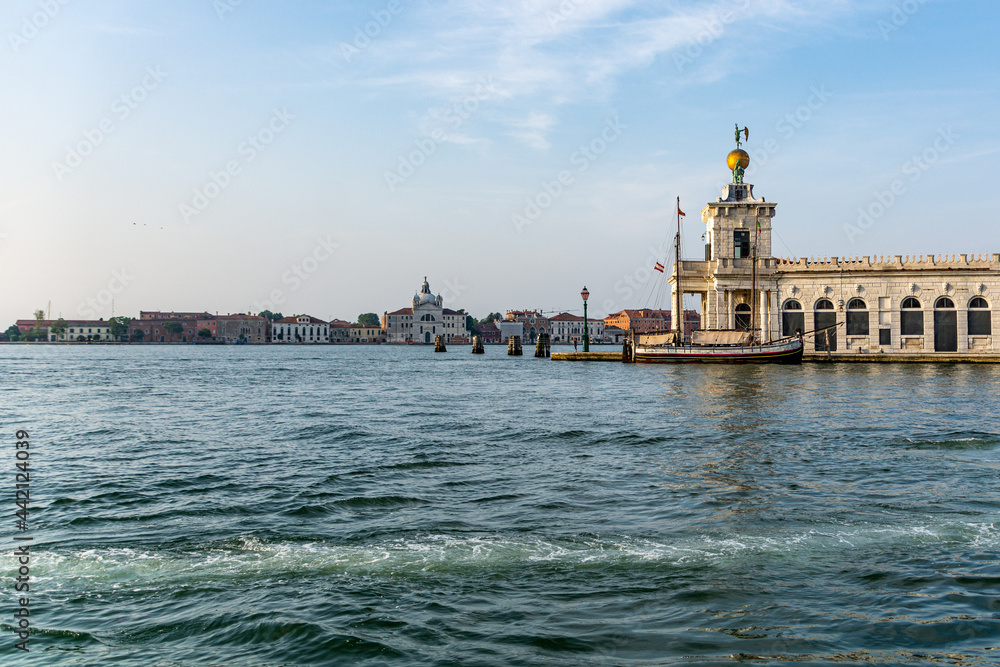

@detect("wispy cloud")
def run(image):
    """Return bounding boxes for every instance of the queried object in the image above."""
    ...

[506,111,556,150]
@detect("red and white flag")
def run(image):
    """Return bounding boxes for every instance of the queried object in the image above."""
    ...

[654,262,665,273]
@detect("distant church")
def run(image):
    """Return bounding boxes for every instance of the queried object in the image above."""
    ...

[671,129,998,357]
[383,278,466,344]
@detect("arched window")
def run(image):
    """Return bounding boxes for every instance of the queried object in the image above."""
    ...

[934,297,957,351]
[735,303,752,331]
[846,298,869,336]
[782,300,803,337]
[969,297,991,336]
[814,299,837,351]
[901,297,923,336]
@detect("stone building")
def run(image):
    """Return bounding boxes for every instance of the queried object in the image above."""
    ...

[17,319,113,341]
[670,143,998,357]
[215,314,269,344]
[504,310,550,343]
[272,315,329,343]
[383,278,466,344]
[548,312,604,343]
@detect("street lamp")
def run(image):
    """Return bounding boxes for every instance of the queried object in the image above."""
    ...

[581,286,590,352]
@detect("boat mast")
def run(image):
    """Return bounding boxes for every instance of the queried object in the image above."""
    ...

[674,196,682,339]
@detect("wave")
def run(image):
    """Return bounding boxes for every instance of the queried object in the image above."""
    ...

[901,431,1000,450]
[22,522,999,591]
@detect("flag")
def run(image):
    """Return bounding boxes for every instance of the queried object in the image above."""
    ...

[654,262,665,273]
[678,208,686,217]
[757,219,761,232]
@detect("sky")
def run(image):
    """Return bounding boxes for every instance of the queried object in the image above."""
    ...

[2,0,998,325]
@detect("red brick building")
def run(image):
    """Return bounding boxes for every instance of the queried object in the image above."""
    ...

[604,309,701,336]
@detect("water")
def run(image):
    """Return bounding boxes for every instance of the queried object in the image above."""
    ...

[2,344,1000,665]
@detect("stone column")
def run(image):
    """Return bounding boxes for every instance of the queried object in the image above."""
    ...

[769,291,778,340]
[957,301,969,352]
[726,290,734,330]
[759,291,768,340]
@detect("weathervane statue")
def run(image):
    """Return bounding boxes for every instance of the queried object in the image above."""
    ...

[729,123,750,183]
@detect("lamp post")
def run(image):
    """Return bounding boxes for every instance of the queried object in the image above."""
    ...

[581,286,590,352]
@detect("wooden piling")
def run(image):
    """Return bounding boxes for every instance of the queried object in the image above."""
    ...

[434,335,447,352]
[508,335,522,356]
[534,332,550,358]
[472,335,484,354]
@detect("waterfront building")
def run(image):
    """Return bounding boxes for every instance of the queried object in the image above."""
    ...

[497,319,524,343]
[272,315,329,343]
[129,318,202,343]
[604,326,627,343]
[603,308,701,339]
[548,312,604,343]
[349,324,385,343]
[214,314,269,344]
[504,310,550,343]
[383,278,466,344]
[139,311,211,321]
[17,319,113,341]
[475,321,501,344]
[328,319,353,343]
[671,148,1000,357]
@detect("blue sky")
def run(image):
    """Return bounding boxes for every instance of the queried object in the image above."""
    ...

[2,0,997,324]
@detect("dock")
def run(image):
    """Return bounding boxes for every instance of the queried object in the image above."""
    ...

[552,351,1000,363]
[552,352,623,362]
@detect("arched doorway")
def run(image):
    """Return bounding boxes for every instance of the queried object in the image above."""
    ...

[933,297,957,351]
[734,303,751,330]
[814,299,837,351]
[782,300,803,337]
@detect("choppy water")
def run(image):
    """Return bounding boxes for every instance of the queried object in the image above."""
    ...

[2,344,1000,665]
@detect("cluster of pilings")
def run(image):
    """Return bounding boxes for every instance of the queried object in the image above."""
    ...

[434,335,447,352]
[508,335,523,356]
[471,335,484,354]
[534,333,550,358]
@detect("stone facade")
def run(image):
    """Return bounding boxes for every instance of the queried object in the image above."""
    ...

[672,177,999,357]
[272,315,329,343]
[549,312,604,343]
[384,278,465,344]
[215,314,268,344]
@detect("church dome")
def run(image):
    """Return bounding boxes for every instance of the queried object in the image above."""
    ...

[414,276,440,306]
[727,149,749,171]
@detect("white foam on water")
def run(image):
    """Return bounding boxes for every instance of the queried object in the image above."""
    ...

[18,521,999,592]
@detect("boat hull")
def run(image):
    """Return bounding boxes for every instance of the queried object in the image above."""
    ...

[633,338,803,364]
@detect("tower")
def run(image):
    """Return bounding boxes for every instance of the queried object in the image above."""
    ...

[671,126,780,337]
